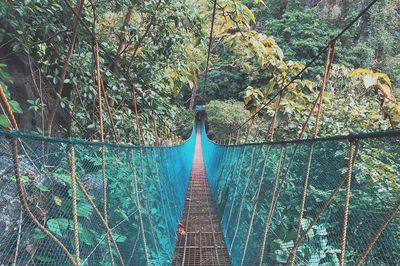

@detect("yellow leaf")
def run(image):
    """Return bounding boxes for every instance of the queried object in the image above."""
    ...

[376,73,392,87]
[255,0,266,5]
[395,103,400,114]
[53,195,62,206]
[188,80,194,90]
[261,37,276,47]
[258,55,265,67]
[377,84,392,99]
[243,6,256,24]
[349,68,373,77]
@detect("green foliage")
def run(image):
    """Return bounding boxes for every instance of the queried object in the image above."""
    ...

[27,98,44,112]
[1,0,398,140]
[204,4,399,141]
[0,1,398,265]
[243,86,264,114]
[267,10,331,70]
[257,0,400,88]
[0,64,22,128]
[195,68,246,102]
[172,108,195,139]
[0,0,206,141]
[206,100,256,141]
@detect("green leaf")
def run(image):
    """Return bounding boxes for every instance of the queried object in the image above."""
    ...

[47,218,69,237]
[32,227,46,239]
[78,223,95,246]
[315,226,327,236]
[115,235,127,243]
[115,209,129,221]
[77,202,93,217]
[12,175,29,184]
[0,66,13,84]
[35,183,50,192]
[309,253,320,266]
[9,100,23,114]
[55,173,72,185]
[112,232,127,243]
[275,250,288,263]
[0,115,10,128]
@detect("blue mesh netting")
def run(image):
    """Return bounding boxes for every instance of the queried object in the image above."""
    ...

[0,123,196,265]
[201,120,400,266]
[1,115,399,266]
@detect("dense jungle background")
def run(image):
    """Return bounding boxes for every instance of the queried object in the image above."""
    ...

[0,1,399,265]
[0,0,399,144]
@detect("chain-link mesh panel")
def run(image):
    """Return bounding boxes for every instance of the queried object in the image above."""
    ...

[201,121,400,266]
[0,125,196,265]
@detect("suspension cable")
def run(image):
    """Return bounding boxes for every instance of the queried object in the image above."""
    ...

[230,0,380,137]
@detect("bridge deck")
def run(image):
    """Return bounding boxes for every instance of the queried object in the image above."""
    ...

[173,125,230,265]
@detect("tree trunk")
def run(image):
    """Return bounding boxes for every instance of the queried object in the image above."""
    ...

[245,117,254,143]
[236,129,241,144]
[152,113,159,146]
[278,0,289,18]
[356,0,370,42]
[268,90,283,141]
[188,79,198,110]
[189,70,204,110]
[111,6,133,75]
[131,88,144,145]
[46,0,84,136]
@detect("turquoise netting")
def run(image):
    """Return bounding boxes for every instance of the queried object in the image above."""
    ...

[201,120,400,265]
[1,115,399,266]
[0,123,196,265]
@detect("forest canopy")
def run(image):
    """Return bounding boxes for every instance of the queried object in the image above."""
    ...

[0,0,399,143]
[0,1,399,265]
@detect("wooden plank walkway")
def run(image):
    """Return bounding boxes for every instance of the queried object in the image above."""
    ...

[173,125,230,266]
